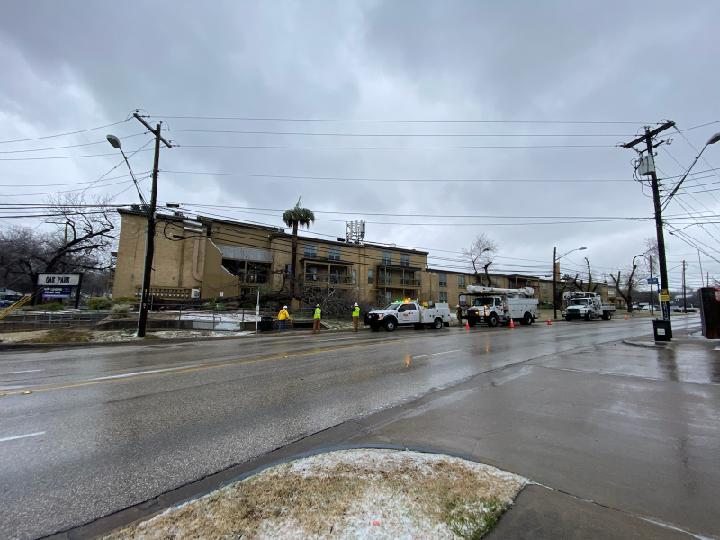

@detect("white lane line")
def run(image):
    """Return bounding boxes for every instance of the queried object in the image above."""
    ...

[0,431,45,443]
[91,364,200,381]
[8,369,45,374]
[414,354,429,359]
[430,349,462,356]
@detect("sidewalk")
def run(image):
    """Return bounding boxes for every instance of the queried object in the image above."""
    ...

[58,335,719,539]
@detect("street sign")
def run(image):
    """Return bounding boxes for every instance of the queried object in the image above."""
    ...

[660,293,670,302]
[37,273,80,286]
[646,277,658,285]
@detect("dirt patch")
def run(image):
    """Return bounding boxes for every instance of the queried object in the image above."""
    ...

[105,449,526,539]
[18,329,91,343]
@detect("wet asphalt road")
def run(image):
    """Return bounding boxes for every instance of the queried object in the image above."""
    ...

[0,316,702,538]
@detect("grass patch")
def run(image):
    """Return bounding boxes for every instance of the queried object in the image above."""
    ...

[106,449,525,539]
[23,329,91,343]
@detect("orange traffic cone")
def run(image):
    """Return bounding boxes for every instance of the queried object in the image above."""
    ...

[464,320,470,331]
[624,314,629,320]
[546,319,553,326]
[508,318,515,329]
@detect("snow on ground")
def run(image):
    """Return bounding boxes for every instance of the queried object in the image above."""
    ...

[105,449,527,539]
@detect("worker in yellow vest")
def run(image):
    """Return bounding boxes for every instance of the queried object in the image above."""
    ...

[312,304,322,334]
[352,302,360,332]
[277,305,290,331]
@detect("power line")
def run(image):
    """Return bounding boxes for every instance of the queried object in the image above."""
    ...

[148,114,652,124]
[175,128,636,138]
[0,133,147,154]
[0,118,129,145]
[176,143,617,151]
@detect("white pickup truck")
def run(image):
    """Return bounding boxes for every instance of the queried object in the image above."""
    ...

[365,300,451,332]
[563,291,616,321]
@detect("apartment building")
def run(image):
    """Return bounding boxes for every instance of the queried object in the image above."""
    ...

[113,209,609,309]
[112,209,427,306]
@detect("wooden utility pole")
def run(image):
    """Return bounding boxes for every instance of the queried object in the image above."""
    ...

[623,121,675,338]
[131,112,172,337]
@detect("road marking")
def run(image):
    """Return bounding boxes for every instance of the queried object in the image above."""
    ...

[414,354,429,359]
[431,349,462,356]
[91,365,201,381]
[0,431,45,443]
[8,369,44,374]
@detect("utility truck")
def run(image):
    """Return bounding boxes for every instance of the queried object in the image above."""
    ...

[562,291,616,321]
[459,286,538,327]
[365,300,451,332]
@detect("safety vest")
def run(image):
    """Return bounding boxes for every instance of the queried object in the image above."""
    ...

[352,306,360,317]
[278,309,289,321]
[313,307,321,319]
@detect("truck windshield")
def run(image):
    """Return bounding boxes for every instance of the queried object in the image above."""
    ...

[384,303,402,310]
[570,299,589,305]
[472,298,495,307]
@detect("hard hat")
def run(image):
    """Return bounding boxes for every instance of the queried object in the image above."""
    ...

[354,302,358,306]
[316,304,320,307]
[283,305,287,309]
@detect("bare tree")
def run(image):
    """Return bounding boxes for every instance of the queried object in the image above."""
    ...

[610,265,641,312]
[0,194,116,296]
[463,234,498,286]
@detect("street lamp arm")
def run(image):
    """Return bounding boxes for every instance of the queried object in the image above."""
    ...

[558,246,587,260]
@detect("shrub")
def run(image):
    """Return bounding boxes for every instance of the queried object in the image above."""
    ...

[23,302,64,311]
[87,296,113,310]
[110,303,131,319]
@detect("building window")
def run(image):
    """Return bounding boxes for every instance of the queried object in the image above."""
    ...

[328,246,341,261]
[439,292,448,303]
[304,244,317,258]
[400,254,410,267]
[458,275,466,288]
[382,251,392,266]
[368,268,374,284]
[439,273,447,287]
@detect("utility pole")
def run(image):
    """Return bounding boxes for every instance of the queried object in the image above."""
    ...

[132,112,172,337]
[552,246,557,320]
[682,260,687,313]
[623,121,675,339]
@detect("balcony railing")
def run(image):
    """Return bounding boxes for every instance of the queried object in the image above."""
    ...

[303,273,354,285]
[377,278,421,288]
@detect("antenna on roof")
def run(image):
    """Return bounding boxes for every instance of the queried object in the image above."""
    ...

[346,220,365,244]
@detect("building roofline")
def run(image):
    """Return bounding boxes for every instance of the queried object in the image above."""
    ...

[118,208,429,255]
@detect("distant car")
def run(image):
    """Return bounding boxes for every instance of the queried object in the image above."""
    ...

[0,300,12,308]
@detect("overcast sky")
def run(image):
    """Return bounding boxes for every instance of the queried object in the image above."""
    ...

[2,1,719,292]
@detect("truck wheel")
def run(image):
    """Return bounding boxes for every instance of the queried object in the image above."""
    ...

[433,318,443,330]
[523,312,533,325]
[584,312,591,321]
[384,319,397,332]
[488,314,499,328]
[601,312,609,321]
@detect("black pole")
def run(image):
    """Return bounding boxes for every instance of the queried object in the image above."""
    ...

[552,246,557,320]
[682,260,687,313]
[74,273,83,309]
[136,125,161,337]
[649,255,654,316]
[643,129,672,334]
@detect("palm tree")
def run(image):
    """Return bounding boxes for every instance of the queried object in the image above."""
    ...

[282,198,315,299]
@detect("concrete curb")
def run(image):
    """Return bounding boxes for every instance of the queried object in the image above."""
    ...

[0,326,367,352]
[622,339,673,349]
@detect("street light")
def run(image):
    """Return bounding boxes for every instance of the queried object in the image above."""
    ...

[106,134,152,337]
[553,246,587,320]
[663,131,720,207]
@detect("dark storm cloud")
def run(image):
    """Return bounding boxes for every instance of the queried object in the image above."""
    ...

[1,0,719,285]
